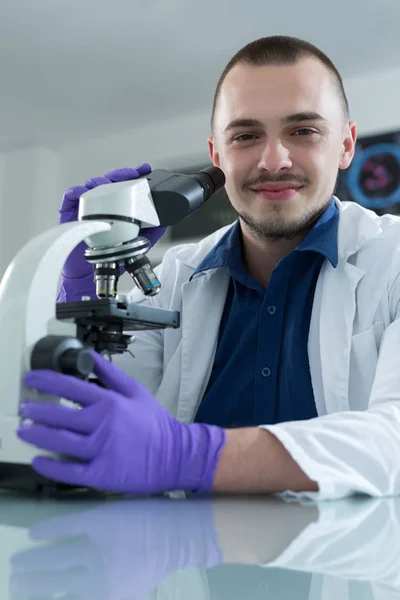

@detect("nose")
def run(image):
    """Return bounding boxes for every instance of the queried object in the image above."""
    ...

[257,139,292,173]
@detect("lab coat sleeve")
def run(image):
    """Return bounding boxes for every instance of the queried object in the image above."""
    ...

[262,273,400,501]
[266,498,400,593]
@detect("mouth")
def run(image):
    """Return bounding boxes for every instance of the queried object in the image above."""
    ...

[250,183,304,201]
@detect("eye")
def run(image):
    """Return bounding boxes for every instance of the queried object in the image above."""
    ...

[292,128,317,136]
[232,133,259,142]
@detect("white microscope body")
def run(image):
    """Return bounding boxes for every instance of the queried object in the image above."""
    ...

[0,165,225,490]
[0,177,161,473]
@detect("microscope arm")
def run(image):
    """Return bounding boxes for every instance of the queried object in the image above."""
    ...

[0,220,110,464]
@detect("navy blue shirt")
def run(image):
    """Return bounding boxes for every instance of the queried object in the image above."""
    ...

[193,199,339,428]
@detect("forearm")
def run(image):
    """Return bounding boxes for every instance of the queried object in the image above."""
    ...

[213,428,318,494]
[212,497,319,564]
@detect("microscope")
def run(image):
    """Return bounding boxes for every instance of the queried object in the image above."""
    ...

[0,165,225,491]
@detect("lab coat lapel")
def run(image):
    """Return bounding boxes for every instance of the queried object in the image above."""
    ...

[317,259,364,413]
[177,268,230,423]
[311,200,380,414]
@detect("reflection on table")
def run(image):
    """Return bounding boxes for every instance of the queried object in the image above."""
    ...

[0,490,399,599]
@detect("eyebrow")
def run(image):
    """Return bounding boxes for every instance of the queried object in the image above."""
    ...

[223,112,328,134]
[281,112,328,125]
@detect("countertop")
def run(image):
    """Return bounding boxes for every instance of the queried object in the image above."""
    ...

[0,489,398,599]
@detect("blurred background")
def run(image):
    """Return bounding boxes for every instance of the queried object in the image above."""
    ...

[1,0,400,277]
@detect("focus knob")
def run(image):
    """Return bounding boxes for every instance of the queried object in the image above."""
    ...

[30,335,94,379]
[58,347,94,378]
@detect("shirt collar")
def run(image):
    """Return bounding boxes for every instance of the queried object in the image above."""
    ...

[295,198,339,268]
[192,198,339,279]
[192,221,242,278]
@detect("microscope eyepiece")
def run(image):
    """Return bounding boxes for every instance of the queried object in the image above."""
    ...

[189,166,226,201]
[147,165,225,225]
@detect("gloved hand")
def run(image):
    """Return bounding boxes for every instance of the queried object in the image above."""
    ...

[17,351,226,494]
[10,497,223,600]
[57,163,167,302]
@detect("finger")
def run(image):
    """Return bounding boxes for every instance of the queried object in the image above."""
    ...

[104,167,140,181]
[84,175,112,190]
[59,185,88,215]
[24,370,114,407]
[11,537,95,572]
[17,424,97,461]
[32,456,90,488]
[28,504,130,542]
[104,164,151,182]
[10,565,101,599]
[90,350,144,397]
[20,401,97,434]
[29,510,96,542]
[135,162,152,176]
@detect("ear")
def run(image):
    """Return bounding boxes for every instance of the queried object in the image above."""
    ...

[208,136,220,167]
[339,120,357,170]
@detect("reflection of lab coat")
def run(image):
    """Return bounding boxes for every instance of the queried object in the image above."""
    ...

[116,198,400,501]
[155,498,400,600]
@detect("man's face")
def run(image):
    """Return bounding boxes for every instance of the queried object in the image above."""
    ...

[209,57,357,241]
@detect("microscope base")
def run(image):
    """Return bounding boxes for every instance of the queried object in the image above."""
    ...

[0,462,84,495]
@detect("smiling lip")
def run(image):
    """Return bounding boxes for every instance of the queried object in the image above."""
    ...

[251,183,303,201]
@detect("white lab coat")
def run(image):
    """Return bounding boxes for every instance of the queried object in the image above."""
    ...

[116,198,400,501]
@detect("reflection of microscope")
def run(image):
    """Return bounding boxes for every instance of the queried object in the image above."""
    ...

[0,166,225,491]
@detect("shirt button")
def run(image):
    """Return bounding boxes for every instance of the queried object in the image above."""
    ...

[261,367,271,377]
[267,305,276,315]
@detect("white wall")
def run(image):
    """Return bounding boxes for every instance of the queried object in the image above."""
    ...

[0,145,60,276]
[345,65,400,135]
[1,65,400,278]
[59,110,212,190]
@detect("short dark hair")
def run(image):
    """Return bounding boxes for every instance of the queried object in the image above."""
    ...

[211,35,349,130]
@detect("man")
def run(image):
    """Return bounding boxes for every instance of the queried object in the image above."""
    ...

[17,36,400,501]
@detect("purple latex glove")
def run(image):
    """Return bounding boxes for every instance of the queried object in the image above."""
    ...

[10,498,223,600]
[17,352,226,494]
[57,164,167,302]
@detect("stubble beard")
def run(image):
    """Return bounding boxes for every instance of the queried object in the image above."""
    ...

[237,189,334,243]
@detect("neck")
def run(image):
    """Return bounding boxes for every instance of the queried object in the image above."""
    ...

[240,220,306,288]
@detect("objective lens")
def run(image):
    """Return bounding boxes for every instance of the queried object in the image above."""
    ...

[94,262,119,298]
[124,254,161,296]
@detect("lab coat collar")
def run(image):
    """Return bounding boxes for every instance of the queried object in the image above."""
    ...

[335,197,383,261]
